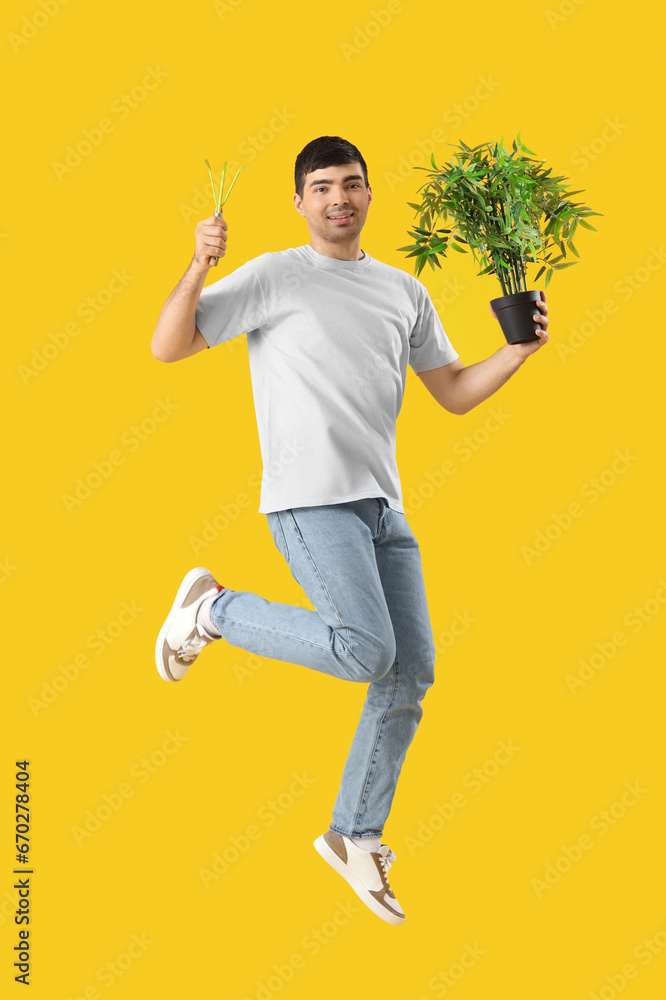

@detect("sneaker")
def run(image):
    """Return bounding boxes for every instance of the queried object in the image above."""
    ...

[313,830,405,925]
[155,567,224,682]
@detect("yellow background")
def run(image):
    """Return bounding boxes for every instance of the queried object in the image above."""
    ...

[3,0,665,996]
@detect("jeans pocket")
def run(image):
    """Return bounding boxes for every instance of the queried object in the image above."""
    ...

[267,511,290,563]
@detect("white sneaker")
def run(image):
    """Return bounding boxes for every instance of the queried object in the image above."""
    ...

[313,830,405,925]
[155,567,224,681]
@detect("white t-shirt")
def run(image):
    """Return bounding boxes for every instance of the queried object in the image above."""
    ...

[195,243,459,514]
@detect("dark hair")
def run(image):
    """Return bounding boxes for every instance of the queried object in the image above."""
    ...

[294,136,369,199]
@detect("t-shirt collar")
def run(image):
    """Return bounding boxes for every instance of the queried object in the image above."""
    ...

[303,243,371,271]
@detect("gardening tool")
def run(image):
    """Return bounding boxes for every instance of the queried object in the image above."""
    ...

[205,158,246,267]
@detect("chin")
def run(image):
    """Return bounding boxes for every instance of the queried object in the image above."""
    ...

[327,221,361,233]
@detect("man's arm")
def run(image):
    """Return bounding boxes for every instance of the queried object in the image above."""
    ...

[151,213,228,363]
[418,295,550,415]
[151,262,210,362]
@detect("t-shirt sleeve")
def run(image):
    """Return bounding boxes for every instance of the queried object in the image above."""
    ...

[408,283,459,374]
[195,257,267,348]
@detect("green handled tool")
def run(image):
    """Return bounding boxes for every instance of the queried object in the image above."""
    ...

[205,158,247,267]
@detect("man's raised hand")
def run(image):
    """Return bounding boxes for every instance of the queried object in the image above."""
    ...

[194,211,228,270]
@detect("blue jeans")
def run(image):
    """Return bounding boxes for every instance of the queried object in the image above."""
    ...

[208,497,437,840]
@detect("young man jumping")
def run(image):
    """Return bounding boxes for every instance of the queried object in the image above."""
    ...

[151,135,549,925]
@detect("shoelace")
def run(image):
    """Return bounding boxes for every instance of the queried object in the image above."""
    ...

[177,633,210,662]
[376,844,397,877]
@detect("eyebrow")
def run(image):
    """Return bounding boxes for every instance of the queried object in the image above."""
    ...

[308,174,364,188]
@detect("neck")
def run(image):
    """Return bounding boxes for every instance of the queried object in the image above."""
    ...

[308,234,364,261]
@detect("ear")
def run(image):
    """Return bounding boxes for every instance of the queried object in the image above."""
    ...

[293,192,305,217]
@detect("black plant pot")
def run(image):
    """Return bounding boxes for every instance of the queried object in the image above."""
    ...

[489,289,542,345]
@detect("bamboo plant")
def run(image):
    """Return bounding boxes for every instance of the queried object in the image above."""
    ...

[397,134,601,294]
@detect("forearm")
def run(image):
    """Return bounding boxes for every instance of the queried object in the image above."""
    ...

[151,258,208,362]
[449,344,525,414]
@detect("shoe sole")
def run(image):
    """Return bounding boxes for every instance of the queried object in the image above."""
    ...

[313,834,404,925]
[155,567,213,682]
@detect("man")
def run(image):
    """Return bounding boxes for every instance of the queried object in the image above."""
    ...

[151,135,549,926]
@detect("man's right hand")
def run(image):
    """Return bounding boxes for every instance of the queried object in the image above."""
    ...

[194,211,228,269]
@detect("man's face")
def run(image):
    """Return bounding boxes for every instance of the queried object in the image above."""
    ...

[293,161,372,243]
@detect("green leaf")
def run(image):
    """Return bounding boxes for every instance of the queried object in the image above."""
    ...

[545,268,553,288]
[397,134,600,280]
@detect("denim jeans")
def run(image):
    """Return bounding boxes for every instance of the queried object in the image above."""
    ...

[207,496,437,840]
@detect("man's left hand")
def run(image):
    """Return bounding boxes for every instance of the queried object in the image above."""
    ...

[490,291,550,360]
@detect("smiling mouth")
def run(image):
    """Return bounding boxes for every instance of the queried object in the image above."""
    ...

[328,213,353,221]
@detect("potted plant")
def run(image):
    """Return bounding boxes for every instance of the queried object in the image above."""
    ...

[397,134,602,343]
